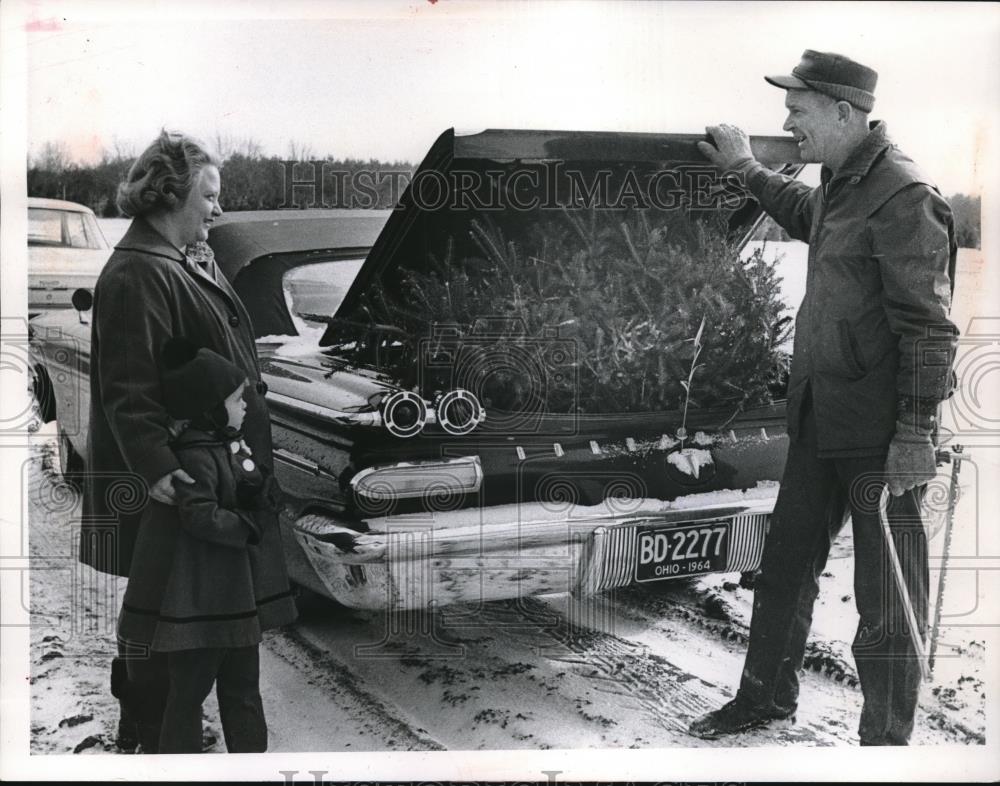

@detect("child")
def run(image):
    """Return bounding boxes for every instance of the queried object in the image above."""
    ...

[117,338,297,753]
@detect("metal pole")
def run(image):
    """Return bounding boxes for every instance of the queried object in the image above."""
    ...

[929,447,965,672]
[878,484,931,682]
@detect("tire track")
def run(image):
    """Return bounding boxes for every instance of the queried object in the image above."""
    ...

[283,604,678,750]
[606,587,985,746]
[467,597,841,745]
[262,627,447,751]
[612,585,861,688]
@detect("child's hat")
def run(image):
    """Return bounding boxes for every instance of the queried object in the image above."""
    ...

[160,337,246,420]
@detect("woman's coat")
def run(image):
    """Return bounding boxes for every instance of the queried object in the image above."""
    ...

[81,217,272,577]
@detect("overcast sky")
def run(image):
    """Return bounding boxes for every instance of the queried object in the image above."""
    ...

[15,0,1000,195]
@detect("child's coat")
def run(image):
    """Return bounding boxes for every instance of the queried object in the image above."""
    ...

[118,427,297,651]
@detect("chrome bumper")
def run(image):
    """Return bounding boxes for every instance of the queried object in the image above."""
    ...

[292,485,777,610]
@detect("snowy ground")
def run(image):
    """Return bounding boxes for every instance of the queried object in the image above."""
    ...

[26,248,992,755]
[26,432,987,754]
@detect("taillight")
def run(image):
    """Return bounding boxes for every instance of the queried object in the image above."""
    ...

[380,390,427,438]
[434,389,484,436]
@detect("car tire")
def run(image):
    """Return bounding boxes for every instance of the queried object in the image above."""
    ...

[57,426,85,491]
[32,364,57,424]
[290,581,350,618]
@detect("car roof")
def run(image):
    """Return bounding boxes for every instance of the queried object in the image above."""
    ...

[207,209,392,281]
[27,197,96,214]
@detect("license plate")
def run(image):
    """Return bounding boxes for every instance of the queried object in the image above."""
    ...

[635,520,730,582]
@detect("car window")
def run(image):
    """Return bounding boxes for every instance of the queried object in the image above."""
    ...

[284,259,365,331]
[243,257,365,351]
[65,212,90,247]
[27,208,64,246]
[27,207,107,249]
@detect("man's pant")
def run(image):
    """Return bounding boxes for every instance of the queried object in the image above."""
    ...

[736,401,929,745]
[158,645,267,754]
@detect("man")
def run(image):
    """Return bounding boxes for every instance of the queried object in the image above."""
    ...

[690,50,958,745]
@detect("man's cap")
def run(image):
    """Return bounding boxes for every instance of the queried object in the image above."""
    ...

[160,337,246,420]
[765,50,877,112]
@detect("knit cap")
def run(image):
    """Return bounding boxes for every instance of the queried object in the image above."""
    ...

[765,50,877,112]
[160,337,246,421]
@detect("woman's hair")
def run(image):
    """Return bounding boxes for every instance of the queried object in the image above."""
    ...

[116,130,220,217]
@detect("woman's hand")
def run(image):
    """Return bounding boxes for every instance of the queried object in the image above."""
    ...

[150,468,196,505]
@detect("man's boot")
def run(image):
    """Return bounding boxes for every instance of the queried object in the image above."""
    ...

[688,697,796,740]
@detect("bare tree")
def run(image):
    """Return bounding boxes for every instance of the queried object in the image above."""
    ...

[286,139,315,162]
[110,136,136,162]
[32,141,73,172]
[239,137,264,159]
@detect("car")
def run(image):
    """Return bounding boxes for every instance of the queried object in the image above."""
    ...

[27,197,111,318]
[31,128,813,611]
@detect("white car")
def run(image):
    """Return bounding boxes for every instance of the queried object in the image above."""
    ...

[28,197,111,317]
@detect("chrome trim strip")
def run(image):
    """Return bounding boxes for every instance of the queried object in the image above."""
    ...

[266,391,382,426]
[350,456,484,499]
[273,448,339,479]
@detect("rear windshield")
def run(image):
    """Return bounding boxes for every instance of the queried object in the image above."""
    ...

[285,259,365,329]
[234,256,364,342]
[28,207,107,249]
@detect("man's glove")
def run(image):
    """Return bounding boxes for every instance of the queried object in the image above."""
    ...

[885,415,937,497]
[697,124,756,171]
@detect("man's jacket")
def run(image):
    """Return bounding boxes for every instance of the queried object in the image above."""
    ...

[739,122,958,455]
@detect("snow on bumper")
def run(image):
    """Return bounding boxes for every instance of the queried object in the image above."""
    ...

[292,483,778,610]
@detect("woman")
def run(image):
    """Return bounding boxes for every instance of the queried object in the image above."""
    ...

[81,131,296,752]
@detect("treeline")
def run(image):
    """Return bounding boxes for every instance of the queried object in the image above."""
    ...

[949,193,981,249]
[27,140,983,248]
[27,139,414,216]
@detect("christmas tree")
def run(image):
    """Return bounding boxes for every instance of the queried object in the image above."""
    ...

[367,206,791,415]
